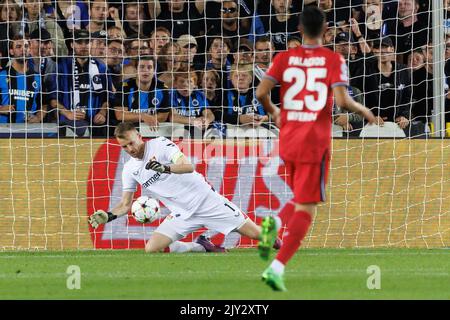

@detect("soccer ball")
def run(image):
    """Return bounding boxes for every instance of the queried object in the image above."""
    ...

[131,196,160,224]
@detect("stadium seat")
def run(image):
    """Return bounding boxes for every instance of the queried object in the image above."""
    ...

[225,125,246,138]
[0,123,59,137]
[204,127,224,139]
[332,124,344,137]
[65,127,90,137]
[359,122,406,138]
[0,123,58,133]
[140,123,186,139]
[243,127,278,138]
[225,125,278,138]
[139,123,161,137]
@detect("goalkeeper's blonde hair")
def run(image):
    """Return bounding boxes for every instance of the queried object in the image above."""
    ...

[114,122,137,139]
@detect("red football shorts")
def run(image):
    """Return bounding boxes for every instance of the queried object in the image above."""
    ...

[284,153,330,204]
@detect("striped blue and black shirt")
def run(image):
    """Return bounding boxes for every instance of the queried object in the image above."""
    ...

[113,78,171,115]
[219,89,265,124]
[0,66,41,123]
[170,89,209,118]
[54,57,112,121]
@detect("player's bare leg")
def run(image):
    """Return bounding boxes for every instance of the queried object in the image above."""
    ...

[261,203,315,291]
[236,218,282,249]
[236,219,261,239]
[145,232,174,253]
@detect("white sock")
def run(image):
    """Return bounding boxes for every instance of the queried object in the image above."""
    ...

[168,241,206,253]
[189,242,207,252]
[273,216,282,231]
[270,259,285,275]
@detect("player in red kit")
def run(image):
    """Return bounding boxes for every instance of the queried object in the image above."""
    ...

[255,6,376,291]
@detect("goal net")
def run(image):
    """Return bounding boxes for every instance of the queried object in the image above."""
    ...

[0,0,448,250]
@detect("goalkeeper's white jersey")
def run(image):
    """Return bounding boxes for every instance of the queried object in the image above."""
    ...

[122,137,221,220]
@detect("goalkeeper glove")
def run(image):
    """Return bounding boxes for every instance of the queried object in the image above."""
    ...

[145,160,171,173]
[88,210,117,229]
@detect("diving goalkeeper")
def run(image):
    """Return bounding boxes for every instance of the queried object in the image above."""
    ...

[89,122,281,253]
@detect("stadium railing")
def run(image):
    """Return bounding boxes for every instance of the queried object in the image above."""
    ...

[0,123,58,138]
[2,122,450,139]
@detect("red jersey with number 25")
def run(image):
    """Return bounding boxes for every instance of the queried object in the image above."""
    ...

[265,45,348,163]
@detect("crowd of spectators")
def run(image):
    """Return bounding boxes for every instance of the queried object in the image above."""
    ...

[0,0,448,137]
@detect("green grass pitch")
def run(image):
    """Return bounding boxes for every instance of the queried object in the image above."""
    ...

[0,249,448,299]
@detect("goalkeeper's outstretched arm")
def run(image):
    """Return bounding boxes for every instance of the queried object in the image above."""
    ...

[110,191,135,217]
[89,191,134,229]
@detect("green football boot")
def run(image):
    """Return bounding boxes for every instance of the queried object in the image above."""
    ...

[258,216,278,261]
[261,267,287,292]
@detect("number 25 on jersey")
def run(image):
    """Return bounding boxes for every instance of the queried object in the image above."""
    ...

[283,67,328,112]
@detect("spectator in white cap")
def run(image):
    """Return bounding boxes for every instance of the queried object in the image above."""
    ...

[177,34,199,70]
